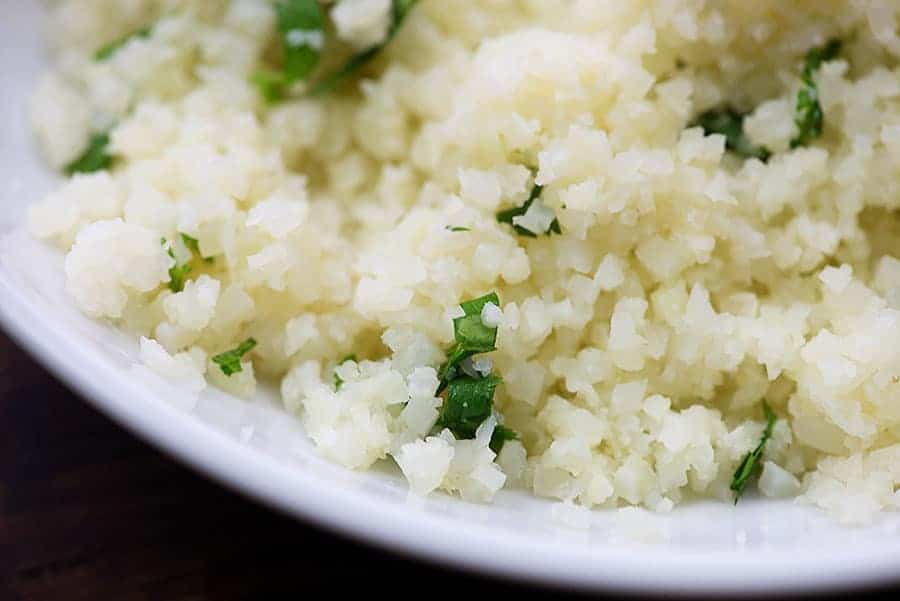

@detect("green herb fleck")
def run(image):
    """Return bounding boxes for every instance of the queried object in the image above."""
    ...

[446,226,470,232]
[180,233,214,264]
[254,0,325,102]
[696,109,770,161]
[496,184,562,238]
[212,338,258,377]
[731,401,777,503]
[161,238,192,293]
[489,424,519,454]
[438,292,500,389]
[437,375,502,440]
[94,26,152,61]
[64,132,114,175]
[334,354,358,390]
[306,0,419,96]
[791,39,842,148]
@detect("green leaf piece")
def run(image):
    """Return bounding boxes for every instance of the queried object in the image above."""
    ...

[489,424,519,455]
[731,401,777,503]
[94,26,152,61]
[306,0,419,96]
[696,108,770,161]
[496,184,561,238]
[791,39,842,148]
[437,292,500,388]
[212,338,258,377]
[254,0,325,102]
[64,132,114,175]
[437,375,502,440]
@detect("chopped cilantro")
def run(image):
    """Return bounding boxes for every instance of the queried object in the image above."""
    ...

[307,46,380,96]
[496,184,561,238]
[334,354,358,390]
[446,226,470,232]
[433,291,510,446]
[489,424,519,454]
[252,70,291,104]
[161,238,191,293]
[306,0,419,96]
[696,108,770,161]
[212,338,258,376]
[730,401,777,503]
[64,132,114,175]
[791,39,842,148]
[437,375,502,440]
[94,26,152,61]
[254,0,325,102]
[438,292,500,389]
[180,233,214,264]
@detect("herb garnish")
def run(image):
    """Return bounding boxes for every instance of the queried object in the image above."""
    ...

[496,184,562,238]
[161,234,214,292]
[161,237,192,293]
[334,354,358,390]
[212,338,258,376]
[696,109,770,161]
[64,132,114,175]
[446,226,470,232]
[94,26,152,61]
[433,292,519,452]
[437,292,500,390]
[253,0,325,103]
[489,424,519,454]
[730,401,777,503]
[791,39,841,148]
[437,374,501,439]
[179,233,214,264]
[257,0,420,101]
[306,0,419,96]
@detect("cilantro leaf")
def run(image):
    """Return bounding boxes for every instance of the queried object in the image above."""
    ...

[254,0,325,102]
[437,375,502,440]
[212,338,258,377]
[180,233,214,264]
[161,238,192,293]
[489,424,519,454]
[437,292,500,389]
[252,70,291,104]
[730,401,777,503]
[334,354,358,390]
[64,132,114,175]
[696,108,770,161]
[791,39,841,148]
[306,0,419,96]
[496,184,561,238]
[94,26,152,61]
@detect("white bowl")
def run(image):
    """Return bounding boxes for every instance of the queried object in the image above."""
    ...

[4,4,900,595]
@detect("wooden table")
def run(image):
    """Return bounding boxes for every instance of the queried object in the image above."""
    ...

[0,330,895,600]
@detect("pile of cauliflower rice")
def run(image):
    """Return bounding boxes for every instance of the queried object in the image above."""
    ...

[29,0,900,524]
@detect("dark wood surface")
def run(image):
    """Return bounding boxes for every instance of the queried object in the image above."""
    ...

[0,329,897,600]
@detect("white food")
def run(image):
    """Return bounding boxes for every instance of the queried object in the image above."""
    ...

[28,0,900,524]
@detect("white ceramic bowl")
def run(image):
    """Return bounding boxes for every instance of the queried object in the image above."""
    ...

[4,4,900,595]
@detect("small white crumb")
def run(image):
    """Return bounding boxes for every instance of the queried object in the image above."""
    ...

[480,301,503,327]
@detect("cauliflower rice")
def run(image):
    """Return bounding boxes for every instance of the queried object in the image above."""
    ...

[28,0,900,524]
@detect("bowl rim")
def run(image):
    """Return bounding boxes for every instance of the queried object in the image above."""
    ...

[2,271,900,596]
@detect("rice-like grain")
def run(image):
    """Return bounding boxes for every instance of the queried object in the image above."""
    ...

[29,0,900,523]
